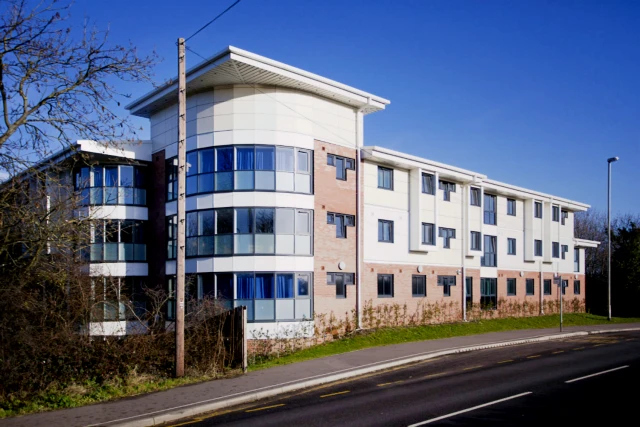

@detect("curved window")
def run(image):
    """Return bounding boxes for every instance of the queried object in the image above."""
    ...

[91,277,147,322]
[166,145,313,200]
[75,165,147,206]
[88,219,146,262]
[168,207,313,258]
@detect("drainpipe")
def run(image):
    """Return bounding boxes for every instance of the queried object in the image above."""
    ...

[539,261,544,315]
[461,183,467,321]
[355,98,370,329]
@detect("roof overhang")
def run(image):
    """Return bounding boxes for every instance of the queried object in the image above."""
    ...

[126,46,390,118]
[574,238,600,248]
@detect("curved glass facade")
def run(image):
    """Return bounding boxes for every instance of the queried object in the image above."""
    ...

[87,219,147,262]
[166,145,313,200]
[75,165,147,206]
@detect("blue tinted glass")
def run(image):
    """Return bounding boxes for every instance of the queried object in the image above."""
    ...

[237,274,254,299]
[186,152,198,176]
[200,149,214,173]
[236,147,254,171]
[216,148,234,172]
[105,167,118,187]
[277,274,294,298]
[235,208,253,233]
[255,146,275,170]
[255,274,274,299]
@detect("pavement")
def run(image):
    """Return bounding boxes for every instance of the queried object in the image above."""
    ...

[3,322,640,427]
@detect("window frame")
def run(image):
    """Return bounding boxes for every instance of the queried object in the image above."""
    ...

[507,198,516,216]
[552,206,560,222]
[573,280,581,295]
[470,187,481,206]
[507,278,517,296]
[544,279,552,295]
[327,153,355,181]
[328,212,355,239]
[483,194,497,225]
[552,242,560,258]
[412,275,426,297]
[422,223,435,245]
[377,274,394,298]
[534,201,543,218]
[378,219,394,243]
[481,235,497,267]
[439,227,456,249]
[470,231,482,251]
[439,180,456,201]
[507,237,516,255]
[438,275,456,297]
[534,240,543,257]
[377,166,394,190]
[526,278,535,296]
[422,173,435,195]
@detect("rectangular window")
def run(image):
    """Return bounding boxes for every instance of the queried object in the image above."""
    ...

[526,279,535,296]
[481,235,497,267]
[534,201,543,218]
[378,166,393,190]
[422,173,435,195]
[466,277,473,308]
[562,279,568,295]
[507,198,516,216]
[328,212,355,238]
[544,279,552,295]
[507,278,517,296]
[328,154,354,180]
[484,194,497,225]
[422,223,435,245]
[552,206,560,222]
[439,227,456,249]
[480,278,497,309]
[561,244,568,260]
[470,231,482,251]
[552,242,560,258]
[378,220,394,243]
[507,238,516,255]
[561,210,568,225]
[412,275,426,297]
[470,187,481,206]
[439,180,456,201]
[574,280,581,295]
[438,275,456,297]
[574,248,580,272]
[377,274,394,297]
[535,240,543,257]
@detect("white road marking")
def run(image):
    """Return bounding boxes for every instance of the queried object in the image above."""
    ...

[565,365,629,383]
[407,392,533,426]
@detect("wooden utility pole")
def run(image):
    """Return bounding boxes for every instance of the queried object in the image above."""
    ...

[175,37,186,377]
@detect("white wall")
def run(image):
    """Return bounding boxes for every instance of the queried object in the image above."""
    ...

[166,256,314,275]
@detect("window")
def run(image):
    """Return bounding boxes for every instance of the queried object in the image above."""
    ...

[507,278,517,296]
[470,231,482,251]
[412,275,426,297]
[507,238,516,255]
[167,216,178,259]
[90,220,146,262]
[526,279,535,296]
[327,154,355,180]
[186,210,215,256]
[91,277,148,322]
[534,202,543,218]
[480,278,497,309]
[574,280,581,295]
[561,244,568,260]
[327,212,355,238]
[574,248,580,272]
[507,199,516,216]
[561,210,568,225]
[422,173,435,195]
[481,235,497,267]
[378,220,394,243]
[561,280,568,295]
[535,240,543,256]
[439,227,456,248]
[76,164,147,206]
[552,242,560,258]
[328,272,355,298]
[439,180,456,201]
[438,275,456,297]
[552,206,560,222]
[422,223,435,245]
[484,194,497,225]
[378,166,393,190]
[378,274,394,297]
[544,279,552,295]
[465,277,473,308]
[470,187,481,206]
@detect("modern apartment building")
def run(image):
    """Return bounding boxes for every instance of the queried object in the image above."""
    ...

[36,46,598,337]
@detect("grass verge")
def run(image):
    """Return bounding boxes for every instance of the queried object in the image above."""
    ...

[2,313,638,419]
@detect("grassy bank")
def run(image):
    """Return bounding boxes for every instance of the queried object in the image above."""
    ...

[2,313,638,418]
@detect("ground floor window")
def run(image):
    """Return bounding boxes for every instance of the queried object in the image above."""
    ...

[544,279,552,295]
[480,278,497,310]
[378,274,394,297]
[412,275,426,297]
[328,272,355,298]
[91,277,147,321]
[526,279,535,296]
[438,275,456,297]
[574,280,581,295]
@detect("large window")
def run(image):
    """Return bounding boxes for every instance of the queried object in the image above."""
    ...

[574,248,580,272]
[91,277,147,322]
[439,180,456,201]
[378,166,393,190]
[507,278,517,296]
[75,164,147,206]
[507,238,516,255]
[438,275,456,297]
[167,208,313,258]
[470,187,481,206]
[422,223,435,245]
[439,227,456,249]
[544,279,552,295]
[535,240,543,257]
[412,275,426,297]
[166,145,312,200]
[89,220,146,262]
[327,213,355,238]
[484,194,497,225]
[378,220,394,243]
[526,279,535,296]
[471,231,482,251]
[480,278,497,309]
[422,173,435,195]
[328,272,354,298]
[481,235,497,267]
[507,198,516,216]
[534,201,543,218]
[378,274,394,297]
[327,154,355,180]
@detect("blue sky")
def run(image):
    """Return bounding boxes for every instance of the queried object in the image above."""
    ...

[72,0,639,215]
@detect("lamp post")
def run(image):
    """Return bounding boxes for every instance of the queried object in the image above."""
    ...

[607,156,619,321]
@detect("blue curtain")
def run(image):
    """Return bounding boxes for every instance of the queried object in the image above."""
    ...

[237,274,254,299]
[236,147,254,171]
[277,274,294,298]
[255,147,275,170]
[255,274,273,299]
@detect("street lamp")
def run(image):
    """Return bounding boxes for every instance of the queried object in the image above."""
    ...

[607,156,619,321]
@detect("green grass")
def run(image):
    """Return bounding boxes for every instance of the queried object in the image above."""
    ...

[249,313,640,371]
[2,313,638,419]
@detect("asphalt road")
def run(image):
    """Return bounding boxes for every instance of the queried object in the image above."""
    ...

[165,331,640,427]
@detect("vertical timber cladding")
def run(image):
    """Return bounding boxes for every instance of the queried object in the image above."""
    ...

[148,150,167,293]
[313,140,358,324]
